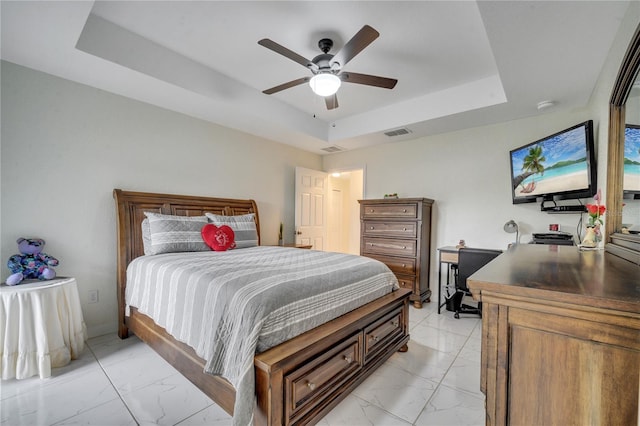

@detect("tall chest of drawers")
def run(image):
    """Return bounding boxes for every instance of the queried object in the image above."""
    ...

[358,198,434,308]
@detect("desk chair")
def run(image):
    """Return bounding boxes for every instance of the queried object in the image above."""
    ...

[452,247,502,319]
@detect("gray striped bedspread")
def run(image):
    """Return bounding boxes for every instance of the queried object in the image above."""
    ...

[125,246,398,426]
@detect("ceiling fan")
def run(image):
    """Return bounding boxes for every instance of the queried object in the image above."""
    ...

[258,25,397,110]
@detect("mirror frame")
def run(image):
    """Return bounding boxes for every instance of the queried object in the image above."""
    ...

[605,23,640,241]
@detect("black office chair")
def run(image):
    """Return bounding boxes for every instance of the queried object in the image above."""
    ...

[452,247,502,319]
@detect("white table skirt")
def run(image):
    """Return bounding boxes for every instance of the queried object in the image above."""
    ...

[0,277,87,380]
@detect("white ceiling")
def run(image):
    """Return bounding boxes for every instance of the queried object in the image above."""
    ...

[0,1,632,154]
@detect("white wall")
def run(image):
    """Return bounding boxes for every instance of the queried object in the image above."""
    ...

[1,61,321,337]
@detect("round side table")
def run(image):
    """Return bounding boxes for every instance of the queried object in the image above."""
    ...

[0,277,87,380]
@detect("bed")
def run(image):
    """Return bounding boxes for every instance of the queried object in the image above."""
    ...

[113,188,411,426]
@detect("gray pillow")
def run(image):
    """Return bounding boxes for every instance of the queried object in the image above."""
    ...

[205,212,258,249]
[144,212,209,255]
[141,218,152,255]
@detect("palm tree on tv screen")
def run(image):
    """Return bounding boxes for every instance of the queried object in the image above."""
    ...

[513,145,546,192]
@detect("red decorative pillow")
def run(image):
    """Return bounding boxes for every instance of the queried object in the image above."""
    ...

[201,224,236,251]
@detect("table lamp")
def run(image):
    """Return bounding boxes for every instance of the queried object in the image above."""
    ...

[503,220,519,245]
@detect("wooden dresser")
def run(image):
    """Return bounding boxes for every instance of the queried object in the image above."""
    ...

[468,244,640,426]
[358,198,434,308]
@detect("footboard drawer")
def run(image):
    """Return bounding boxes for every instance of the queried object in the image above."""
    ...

[254,288,411,426]
[285,334,362,423]
[364,307,405,363]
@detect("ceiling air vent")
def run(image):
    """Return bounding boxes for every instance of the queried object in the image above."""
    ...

[321,145,346,153]
[384,128,412,137]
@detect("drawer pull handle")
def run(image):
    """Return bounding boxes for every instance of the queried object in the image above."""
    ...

[403,228,407,231]
[307,381,316,391]
[403,209,407,212]
[391,320,399,327]
[402,246,407,249]
[370,335,379,342]
[370,209,374,213]
[344,355,353,364]
[402,264,406,267]
[370,226,374,230]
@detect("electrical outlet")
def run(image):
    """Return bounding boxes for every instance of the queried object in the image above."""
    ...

[88,289,99,304]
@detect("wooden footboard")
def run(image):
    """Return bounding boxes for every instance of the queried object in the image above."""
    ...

[127,288,410,425]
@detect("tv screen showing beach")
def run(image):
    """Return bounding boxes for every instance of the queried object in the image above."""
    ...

[510,126,590,200]
[624,125,640,193]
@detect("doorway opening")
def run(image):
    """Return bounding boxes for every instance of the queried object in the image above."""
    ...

[327,168,364,255]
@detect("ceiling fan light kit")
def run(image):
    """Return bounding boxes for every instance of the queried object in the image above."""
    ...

[259,25,397,109]
[309,73,341,97]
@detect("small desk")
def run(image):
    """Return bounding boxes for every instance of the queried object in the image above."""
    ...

[437,246,459,314]
[0,277,87,380]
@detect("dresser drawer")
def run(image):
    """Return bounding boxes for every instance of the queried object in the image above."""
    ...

[395,274,417,292]
[363,254,416,275]
[362,221,418,238]
[364,307,404,363]
[285,333,362,422]
[362,203,418,219]
[362,237,417,258]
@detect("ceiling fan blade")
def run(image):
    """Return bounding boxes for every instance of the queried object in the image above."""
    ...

[340,72,397,89]
[263,77,310,95]
[330,25,379,68]
[258,39,319,72]
[325,94,339,110]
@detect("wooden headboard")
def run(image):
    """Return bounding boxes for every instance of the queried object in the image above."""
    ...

[113,188,260,337]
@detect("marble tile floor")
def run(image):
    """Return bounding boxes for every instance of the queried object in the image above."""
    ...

[1,301,486,426]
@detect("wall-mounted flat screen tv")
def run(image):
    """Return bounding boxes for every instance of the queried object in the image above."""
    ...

[624,124,640,198]
[509,120,596,204]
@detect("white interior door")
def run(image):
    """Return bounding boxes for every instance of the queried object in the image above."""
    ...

[295,166,327,250]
